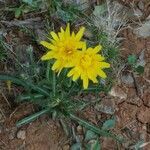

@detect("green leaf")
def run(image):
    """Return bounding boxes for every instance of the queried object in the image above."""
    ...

[135,65,144,74]
[60,119,70,136]
[102,119,116,130]
[22,5,31,13]
[92,140,101,150]
[15,8,22,18]
[93,4,107,17]
[16,94,44,102]
[86,140,101,150]
[22,0,33,5]
[16,109,49,127]
[71,143,82,150]
[127,54,137,65]
[133,140,144,150]
[0,74,50,96]
[70,114,123,142]
[85,130,98,141]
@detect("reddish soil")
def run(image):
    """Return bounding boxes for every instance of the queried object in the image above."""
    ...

[0,103,67,150]
[0,0,150,149]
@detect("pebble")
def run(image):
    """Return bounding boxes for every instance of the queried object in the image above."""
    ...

[133,20,150,38]
[9,132,15,140]
[95,98,115,114]
[138,1,144,10]
[109,85,127,100]
[121,74,134,85]
[9,127,17,140]
[134,9,143,17]
[62,144,70,150]
[76,125,83,135]
[17,130,26,140]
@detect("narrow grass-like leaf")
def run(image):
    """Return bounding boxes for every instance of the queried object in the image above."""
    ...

[70,113,123,142]
[60,119,70,136]
[16,109,50,127]
[16,94,44,102]
[0,74,28,88]
[92,140,101,150]
[46,60,52,82]
[0,74,50,96]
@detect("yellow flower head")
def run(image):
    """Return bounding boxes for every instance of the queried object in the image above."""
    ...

[67,44,110,89]
[41,24,85,72]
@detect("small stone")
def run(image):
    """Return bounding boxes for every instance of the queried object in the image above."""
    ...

[134,9,143,17]
[95,98,115,114]
[136,50,146,67]
[133,20,150,38]
[137,106,150,124]
[9,132,15,140]
[77,125,83,135]
[109,85,127,100]
[138,1,144,10]
[147,14,150,20]
[9,127,17,140]
[121,73,134,85]
[62,144,70,150]
[17,130,26,140]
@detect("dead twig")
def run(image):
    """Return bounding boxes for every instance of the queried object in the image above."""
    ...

[0,17,44,29]
[0,90,11,108]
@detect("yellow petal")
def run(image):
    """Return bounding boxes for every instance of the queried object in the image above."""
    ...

[76,41,86,49]
[71,31,75,38]
[41,51,54,60]
[40,41,56,50]
[75,27,85,41]
[82,76,89,89]
[52,60,61,71]
[58,32,62,39]
[93,45,102,53]
[60,27,65,33]
[6,80,12,93]
[82,42,87,51]
[99,62,110,68]
[65,23,70,37]
[50,31,59,41]
[98,70,107,78]
[67,69,75,77]
[95,55,105,61]
[72,73,80,81]
[87,70,98,83]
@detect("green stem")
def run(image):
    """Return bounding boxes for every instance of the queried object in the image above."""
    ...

[46,60,51,82]
[53,71,56,97]
[69,113,123,142]
[16,94,44,102]
[0,74,50,96]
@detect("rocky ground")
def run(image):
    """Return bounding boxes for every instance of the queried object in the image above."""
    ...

[0,0,150,149]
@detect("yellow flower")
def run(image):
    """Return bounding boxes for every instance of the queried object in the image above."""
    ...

[67,44,110,89]
[40,24,85,72]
